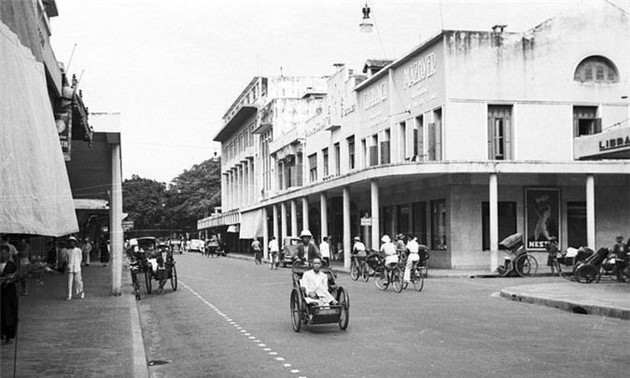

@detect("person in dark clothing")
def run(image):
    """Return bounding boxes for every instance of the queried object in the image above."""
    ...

[100,238,110,266]
[297,230,321,263]
[1,245,19,344]
[612,235,628,282]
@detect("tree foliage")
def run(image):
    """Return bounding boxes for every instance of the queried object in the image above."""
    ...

[122,158,221,237]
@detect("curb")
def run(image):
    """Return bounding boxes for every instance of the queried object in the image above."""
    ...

[499,287,630,320]
[123,269,150,377]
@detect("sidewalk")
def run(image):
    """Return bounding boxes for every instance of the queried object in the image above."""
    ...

[501,282,630,320]
[0,264,148,378]
[226,252,630,320]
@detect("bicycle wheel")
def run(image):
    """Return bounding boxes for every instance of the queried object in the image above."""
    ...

[392,269,404,293]
[575,264,598,284]
[413,268,425,292]
[361,262,370,282]
[144,269,152,294]
[170,265,178,291]
[374,266,389,290]
[516,255,538,277]
[290,290,302,332]
[337,287,349,331]
[350,260,360,281]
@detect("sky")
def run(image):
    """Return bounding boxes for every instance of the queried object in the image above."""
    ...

[49,0,629,183]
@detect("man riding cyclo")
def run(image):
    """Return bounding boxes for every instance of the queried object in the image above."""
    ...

[295,230,321,266]
[299,257,337,306]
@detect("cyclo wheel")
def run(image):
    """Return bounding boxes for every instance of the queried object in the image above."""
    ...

[392,268,404,293]
[413,267,425,292]
[337,287,350,330]
[374,266,388,290]
[361,262,370,282]
[290,290,302,332]
[170,264,178,291]
[575,264,598,284]
[516,255,538,277]
[144,268,152,294]
[350,259,360,281]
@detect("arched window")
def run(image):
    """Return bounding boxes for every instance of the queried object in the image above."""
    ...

[574,56,619,83]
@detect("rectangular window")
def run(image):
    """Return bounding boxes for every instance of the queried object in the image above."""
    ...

[488,105,513,160]
[481,202,517,250]
[399,122,407,160]
[380,129,391,164]
[347,136,355,170]
[415,115,424,160]
[308,153,317,182]
[431,199,447,250]
[323,148,329,177]
[277,162,284,190]
[361,138,367,169]
[369,135,378,167]
[573,106,601,136]
[428,109,442,161]
[296,153,303,187]
[334,142,340,175]
[412,201,428,245]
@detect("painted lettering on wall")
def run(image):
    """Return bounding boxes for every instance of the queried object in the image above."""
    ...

[599,135,630,151]
[403,52,437,89]
[362,82,388,110]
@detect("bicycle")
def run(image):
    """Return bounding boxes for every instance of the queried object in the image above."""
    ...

[374,259,404,293]
[399,259,425,292]
[350,254,368,281]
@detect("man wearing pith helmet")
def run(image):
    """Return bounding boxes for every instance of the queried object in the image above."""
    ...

[298,230,321,262]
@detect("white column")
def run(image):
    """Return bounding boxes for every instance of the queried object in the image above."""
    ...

[489,173,499,272]
[371,180,380,251]
[320,192,328,239]
[586,174,595,249]
[343,187,351,270]
[302,197,309,232]
[110,143,123,296]
[291,199,298,236]
[221,174,226,212]
[281,202,287,240]
[273,204,279,239]
[262,207,269,261]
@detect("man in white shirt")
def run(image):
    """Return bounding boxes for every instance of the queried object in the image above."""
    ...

[300,258,337,306]
[404,236,420,283]
[65,237,85,300]
[319,236,330,266]
[268,236,279,270]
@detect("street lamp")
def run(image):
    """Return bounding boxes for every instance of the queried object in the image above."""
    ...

[359,1,374,33]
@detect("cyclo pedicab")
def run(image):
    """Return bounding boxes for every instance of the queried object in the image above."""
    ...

[496,233,538,277]
[136,237,178,294]
[290,259,350,332]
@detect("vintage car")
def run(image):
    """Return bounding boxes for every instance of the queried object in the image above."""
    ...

[280,236,302,267]
[188,239,205,252]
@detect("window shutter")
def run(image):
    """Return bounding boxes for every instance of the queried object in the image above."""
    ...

[594,118,602,134]
[487,115,494,159]
[428,123,436,160]
[504,117,512,159]
[434,120,442,161]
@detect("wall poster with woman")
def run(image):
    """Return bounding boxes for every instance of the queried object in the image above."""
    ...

[525,188,560,250]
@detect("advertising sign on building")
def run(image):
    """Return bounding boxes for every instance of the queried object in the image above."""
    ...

[525,188,560,250]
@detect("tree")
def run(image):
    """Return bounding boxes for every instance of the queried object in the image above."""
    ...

[122,175,169,235]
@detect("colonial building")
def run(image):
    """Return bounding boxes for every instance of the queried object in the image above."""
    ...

[200,1,629,270]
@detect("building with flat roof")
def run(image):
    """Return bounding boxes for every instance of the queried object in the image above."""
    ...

[200,0,629,271]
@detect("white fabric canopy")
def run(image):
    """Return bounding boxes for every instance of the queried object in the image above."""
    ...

[239,209,263,239]
[0,23,78,236]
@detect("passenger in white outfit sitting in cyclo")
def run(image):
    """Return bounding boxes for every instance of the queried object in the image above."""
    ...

[300,258,338,306]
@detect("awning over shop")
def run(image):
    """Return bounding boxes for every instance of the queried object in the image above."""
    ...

[574,125,630,160]
[0,23,78,236]
[239,209,263,239]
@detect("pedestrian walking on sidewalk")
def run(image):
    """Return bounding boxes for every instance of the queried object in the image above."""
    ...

[65,237,85,300]
[1,245,19,344]
[319,236,330,266]
[268,236,279,269]
[252,238,262,264]
[99,237,110,267]
[82,237,92,267]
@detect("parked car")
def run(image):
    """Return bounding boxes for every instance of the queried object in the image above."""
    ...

[280,236,302,267]
[188,239,205,252]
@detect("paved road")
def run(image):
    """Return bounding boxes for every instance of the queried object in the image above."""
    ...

[137,253,630,378]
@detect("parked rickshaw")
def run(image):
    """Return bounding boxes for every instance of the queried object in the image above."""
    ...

[496,233,538,277]
[136,237,178,294]
[574,247,630,283]
[290,264,349,332]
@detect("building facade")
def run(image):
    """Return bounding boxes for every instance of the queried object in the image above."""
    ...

[200,1,630,270]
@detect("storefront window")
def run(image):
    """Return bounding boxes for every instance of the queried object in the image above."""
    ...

[431,199,447,250]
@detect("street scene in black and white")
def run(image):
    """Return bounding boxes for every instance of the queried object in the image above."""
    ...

[1,0,630,377]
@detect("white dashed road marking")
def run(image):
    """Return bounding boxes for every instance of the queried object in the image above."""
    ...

[181,281,308,378]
